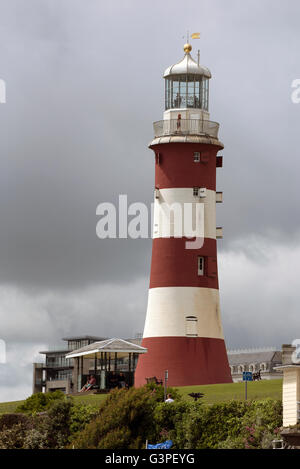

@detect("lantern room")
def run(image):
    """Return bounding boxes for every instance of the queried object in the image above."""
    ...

[163,43,212,121]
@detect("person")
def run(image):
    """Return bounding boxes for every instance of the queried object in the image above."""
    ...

[118,372,126,388]
[109,371,119,389]
[176,113,182,132]
[165,393,174,403]
[80,374,96,392]
[174,93,182,108]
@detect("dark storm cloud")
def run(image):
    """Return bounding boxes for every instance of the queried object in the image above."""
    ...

[0,0,299,289]
[0,0,300,399]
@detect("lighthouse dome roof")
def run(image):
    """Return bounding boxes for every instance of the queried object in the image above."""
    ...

[163,45,211,79]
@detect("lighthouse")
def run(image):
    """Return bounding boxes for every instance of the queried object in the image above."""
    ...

[135,42,232,387]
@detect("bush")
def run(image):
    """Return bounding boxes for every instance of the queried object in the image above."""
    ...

[0,413,32,431]
[218,435,246,449]
[176,399,282,449]
[0,398,99,449]
[153,400,191,444]
[69,404,99,438]
[40,399,73,448]
[23,428,49,449]
[70,385,180,449]
[0,413,34,449]
[70,389,282,450]
[16,390,65,414]
[237,399,282,449]
[0,423,28,449]
[1,388,282,449]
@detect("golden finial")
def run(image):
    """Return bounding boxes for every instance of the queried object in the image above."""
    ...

[184,43,192,53]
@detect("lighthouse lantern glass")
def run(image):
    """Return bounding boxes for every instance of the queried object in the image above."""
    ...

[165,75,209,111]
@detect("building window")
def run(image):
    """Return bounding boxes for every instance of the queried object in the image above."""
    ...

[194,152,200,162]
[199,187,206,198]
[186,316,198,337]
[249,364,256,373]
[198,257,204,276]
[260,363,267,372]
[193,187,199,197]
[238,365,244,374]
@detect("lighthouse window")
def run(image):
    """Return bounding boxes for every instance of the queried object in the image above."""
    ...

[195,80,200,105]
[193,187,199,197]
[186,316,198,337]
[165,76,208,110]
[173,80,180,107]
[187,80,195,107]
[194,152,200,162]
[198,256,204,276]
[201,78,209,111]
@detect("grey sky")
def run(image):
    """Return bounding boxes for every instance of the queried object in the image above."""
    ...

[0,0,300,400]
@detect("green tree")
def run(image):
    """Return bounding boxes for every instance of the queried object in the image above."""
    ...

[70,385,179,449]
[16,390,65,415]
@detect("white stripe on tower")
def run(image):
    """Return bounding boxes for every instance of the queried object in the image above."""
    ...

[153,188,217,239]
[143,287,223,339]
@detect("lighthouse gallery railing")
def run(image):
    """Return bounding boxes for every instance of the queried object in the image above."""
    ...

[153,119,219,139]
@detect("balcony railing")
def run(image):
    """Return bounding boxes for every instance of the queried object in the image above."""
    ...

[45,362,72,368]
[153,119,220,139]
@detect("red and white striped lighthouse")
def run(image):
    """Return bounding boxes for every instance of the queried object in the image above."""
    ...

[135,42,232,387]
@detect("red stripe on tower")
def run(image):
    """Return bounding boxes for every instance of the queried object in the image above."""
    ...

[134,41,232,387]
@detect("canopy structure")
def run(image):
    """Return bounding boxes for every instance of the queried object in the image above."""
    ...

[66,338,147,392]
[66,337,147,360]
[163,44,211,112]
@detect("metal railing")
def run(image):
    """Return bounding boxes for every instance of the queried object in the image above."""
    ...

[45,361,72,368]
[153,119,219,139]
[47,376,72,382]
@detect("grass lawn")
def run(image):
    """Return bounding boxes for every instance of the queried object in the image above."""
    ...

[177,379,283,404]
[0,400,24,415]
[0,379,282,414]
[72,393,108,407]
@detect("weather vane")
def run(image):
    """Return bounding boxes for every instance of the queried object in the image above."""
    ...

[182,31,201,63]
[183,31,201,42]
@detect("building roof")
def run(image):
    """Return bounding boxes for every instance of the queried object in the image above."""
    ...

[65,338,147,359]
[227,349,282,366]
[39,349,69,355]
[164,49,211,79]
[274,364,300,370]
[62,335,106,342]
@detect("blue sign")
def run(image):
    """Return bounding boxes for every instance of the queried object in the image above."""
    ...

[147,440,173,449]
[243,371,253,381]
